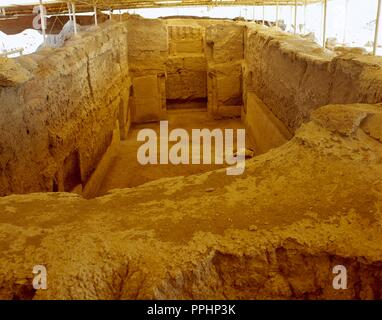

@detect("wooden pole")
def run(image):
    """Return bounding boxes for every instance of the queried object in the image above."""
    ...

[94,6,98,26]
[67,2,72,20]
[342,0,349,44]
[322,0,327,48]
[294,0,298,35]
[71,2,77,35]
[276,0,279,27]
[304,0,307,34]
[373,0,382,55]
[39,0,46,45]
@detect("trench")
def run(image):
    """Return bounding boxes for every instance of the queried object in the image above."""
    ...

[89,22,293,197]
[97,108,247,196]
[92,93,292,198]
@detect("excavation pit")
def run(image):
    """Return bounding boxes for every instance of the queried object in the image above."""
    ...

[0,14,382,300]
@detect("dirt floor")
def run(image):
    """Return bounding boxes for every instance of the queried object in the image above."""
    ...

[97,109,245,196]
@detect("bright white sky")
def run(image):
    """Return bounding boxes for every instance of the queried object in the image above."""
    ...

[127,0,381,50]
[1,0,382,56]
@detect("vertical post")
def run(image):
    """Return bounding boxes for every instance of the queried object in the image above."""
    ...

[94,6,98,26]
[67,2,72,21]
[342,0,349,44]
[322,0,327,48]
[304,0,307,34]
[373,0,382,55]
[39,0,46,46]
[276,0,279,27]
[262,4,265,25]
[294,0,298,35]
[253,5,255,22]
[71,2,77,35]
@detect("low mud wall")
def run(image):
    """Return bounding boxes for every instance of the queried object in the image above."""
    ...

[245,25,382,133]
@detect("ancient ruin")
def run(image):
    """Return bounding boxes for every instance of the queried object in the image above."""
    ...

[1,0,382,300]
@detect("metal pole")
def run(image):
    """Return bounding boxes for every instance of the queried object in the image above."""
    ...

[373,0,382,55]
[294,0,298,35]
[322,0,327,48]
[262,4,265,25]
[39,0,46,46]
[94,6,98,26]
[276,0,279,27]
[71,2,77,35]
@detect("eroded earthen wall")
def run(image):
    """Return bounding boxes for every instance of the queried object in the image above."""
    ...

[245,25,382,132]
[165,23,207,107]
[127,16,168,122]
[0,21,130,196]
[206,22,245,118]
[126,17,246,117]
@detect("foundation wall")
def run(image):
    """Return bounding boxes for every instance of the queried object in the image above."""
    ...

[244,25,382,133]
[0,21,130,196]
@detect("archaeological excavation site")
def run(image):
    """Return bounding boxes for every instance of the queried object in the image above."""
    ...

[0,0,382,301]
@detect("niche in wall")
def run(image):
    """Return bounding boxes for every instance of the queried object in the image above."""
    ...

[62,150,82,192]
[166,25,208,110]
